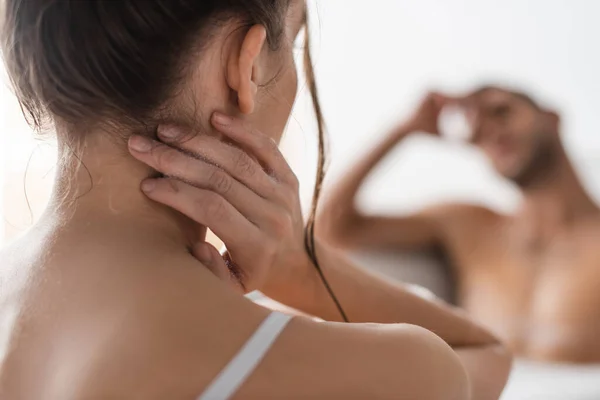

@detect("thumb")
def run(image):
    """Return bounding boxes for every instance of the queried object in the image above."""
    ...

[193,243,244,293]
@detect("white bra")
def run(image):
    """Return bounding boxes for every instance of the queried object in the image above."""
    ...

[197,312,292,400]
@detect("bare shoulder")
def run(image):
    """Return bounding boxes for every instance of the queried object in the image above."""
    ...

[424,202,500,222]
[4,224,468,399]
[0,227,271,399]
[62,277,468,399]
[417,203,506,265]
[74,285,468,399]
[423,202,504,235]
[237,319,468,400]
[575,212,600,247]
[60,254,271,399]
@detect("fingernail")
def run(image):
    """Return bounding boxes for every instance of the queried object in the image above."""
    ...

[129,135,153,152]
[141,179,156,193]
[158,125,181,139]
[213,112,232,126]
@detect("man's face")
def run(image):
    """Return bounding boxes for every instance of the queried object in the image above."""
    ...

[466,88,559,185]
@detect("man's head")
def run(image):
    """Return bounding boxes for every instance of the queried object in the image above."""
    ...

[464,86,562,187]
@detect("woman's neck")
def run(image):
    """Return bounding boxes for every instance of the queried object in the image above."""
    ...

[47,131,203,250]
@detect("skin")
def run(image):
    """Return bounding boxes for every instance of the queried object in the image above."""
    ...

[0,1,511,399]
[318,88,600,363]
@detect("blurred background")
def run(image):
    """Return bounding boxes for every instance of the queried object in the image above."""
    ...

[296,0,600,216]
[3,0,600,244]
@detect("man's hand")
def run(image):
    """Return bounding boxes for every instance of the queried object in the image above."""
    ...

[405,92,449,135]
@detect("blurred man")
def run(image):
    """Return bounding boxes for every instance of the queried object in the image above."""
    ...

[318,86,600,363]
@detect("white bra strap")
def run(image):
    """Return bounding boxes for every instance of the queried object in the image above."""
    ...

[197,312,292,400]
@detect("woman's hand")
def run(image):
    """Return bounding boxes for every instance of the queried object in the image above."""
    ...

[128,113,311,292]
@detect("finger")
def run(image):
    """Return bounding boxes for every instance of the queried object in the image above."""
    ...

[129,135,277,221]
[220,250,248,292]
[155,126,277,197]
[193,242,244,293]
[211,113,298,188]
[140,178,262,256]
[431,93,449,109]
[193,242,229,280]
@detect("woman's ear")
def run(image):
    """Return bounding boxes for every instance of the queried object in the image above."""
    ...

[226,25,267,115]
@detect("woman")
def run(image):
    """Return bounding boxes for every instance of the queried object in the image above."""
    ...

[0,1,511,399]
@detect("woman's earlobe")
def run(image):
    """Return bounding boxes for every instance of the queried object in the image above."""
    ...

[227,24,267,115]
[239,80,258,115]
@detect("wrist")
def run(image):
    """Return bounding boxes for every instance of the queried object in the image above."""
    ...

[391,120,418,141]
[260,239,344,321]
[261,247,317,304]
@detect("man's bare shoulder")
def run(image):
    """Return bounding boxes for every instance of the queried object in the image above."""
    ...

[422,202,504,226]
[575,211,600,243]
[413,203,507,268]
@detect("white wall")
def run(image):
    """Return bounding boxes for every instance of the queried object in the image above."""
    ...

[0,91,6,244]
[0,67,58,243]
[285,0,600,216]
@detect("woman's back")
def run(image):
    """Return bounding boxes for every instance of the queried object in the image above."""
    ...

[0,200,276,394]
[0,214,468,400]
[0,212,269,398]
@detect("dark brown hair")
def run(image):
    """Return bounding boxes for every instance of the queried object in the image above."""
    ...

[1,1,294,129]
